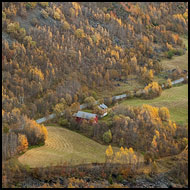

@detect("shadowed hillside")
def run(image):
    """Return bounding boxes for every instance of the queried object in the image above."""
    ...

[2,2,188,188]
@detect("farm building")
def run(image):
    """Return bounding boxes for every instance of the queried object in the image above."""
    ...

[98,103,108,110]
[98,103,108,117]
[73,111,98,123]
[112,94,127,100]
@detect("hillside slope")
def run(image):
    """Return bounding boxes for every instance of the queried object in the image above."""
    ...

[2,2,188,120]
[18,125,122,168]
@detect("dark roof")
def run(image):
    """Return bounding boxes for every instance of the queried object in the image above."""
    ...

[73,111,97,119]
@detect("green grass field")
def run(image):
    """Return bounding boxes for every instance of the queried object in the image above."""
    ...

[119,84,188,125]
[18,126,121,168]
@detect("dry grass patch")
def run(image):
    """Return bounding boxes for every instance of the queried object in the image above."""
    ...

[161,51,188,71]
[160,37,188,71]
[96,78,143,99]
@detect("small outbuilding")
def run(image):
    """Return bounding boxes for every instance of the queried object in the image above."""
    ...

[98,103,108,117]
[98,103,108,110]
[73,111,98,123]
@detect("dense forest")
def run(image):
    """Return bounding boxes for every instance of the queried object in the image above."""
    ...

[2,2,188,119]
[2,2,188,188]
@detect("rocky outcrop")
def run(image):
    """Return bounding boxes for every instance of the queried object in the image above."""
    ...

[19,172,187,188]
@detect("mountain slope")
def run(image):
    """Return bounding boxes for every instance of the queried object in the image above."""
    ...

[2,2,188,120]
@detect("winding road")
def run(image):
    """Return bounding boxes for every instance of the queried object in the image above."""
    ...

[36,76,188,124]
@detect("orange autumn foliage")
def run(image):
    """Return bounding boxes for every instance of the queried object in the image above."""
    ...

[17,134,28,153]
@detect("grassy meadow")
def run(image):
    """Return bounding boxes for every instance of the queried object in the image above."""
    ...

[119,84,188,125]
[18,126,120,168]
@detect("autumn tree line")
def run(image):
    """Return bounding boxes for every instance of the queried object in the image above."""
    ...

[111,104,187,158]
[2,112,48,161]
[2,2,188,160]
[105,145,142,168]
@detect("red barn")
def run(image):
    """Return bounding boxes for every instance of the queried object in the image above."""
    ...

[73,111,98,123]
